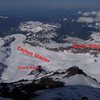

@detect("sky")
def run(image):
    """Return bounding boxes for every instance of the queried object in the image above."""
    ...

[0,0,100,10]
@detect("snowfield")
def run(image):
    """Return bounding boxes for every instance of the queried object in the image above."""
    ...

[0,33,100,83]
[19,21,61,45]
[0,17,100,100]
[19,21,60,33]
[0,38,4,46]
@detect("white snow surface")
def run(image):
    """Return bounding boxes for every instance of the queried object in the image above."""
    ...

[0,38,4,46]
[0,34,100,84]
[89,32,100,42]
[19,21,60,33]
[51,74,100,88]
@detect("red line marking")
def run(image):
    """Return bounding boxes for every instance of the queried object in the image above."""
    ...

[72,44,100,49]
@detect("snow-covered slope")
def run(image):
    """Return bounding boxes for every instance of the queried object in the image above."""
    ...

[0,33,100,83]
[34,66,100,88]
[19,21,60,45]
[0,20,100,99]
[0,38,4,46]
[19,21,60,33]
[1,10,100,99]
[34,67,100,100]
[89,32,100,43]
[0,66,100,100]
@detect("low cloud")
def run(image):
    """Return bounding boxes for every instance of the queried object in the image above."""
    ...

[77,11,100,24]
[0,16,8,19]
[82,11,98,16]
[77,17,94,23]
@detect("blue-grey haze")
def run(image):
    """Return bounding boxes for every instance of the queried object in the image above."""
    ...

[0,0,100,10]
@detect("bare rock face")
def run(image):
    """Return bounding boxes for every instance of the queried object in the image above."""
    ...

[0,77,64,100]
[27,65,47,76]
[0,63,7,78]
[52,66,87,78]
[65,66,87,77]
[0,66,99,100]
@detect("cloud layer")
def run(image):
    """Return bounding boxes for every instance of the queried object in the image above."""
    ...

[77,17,94,23]
[77,11,100,23]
